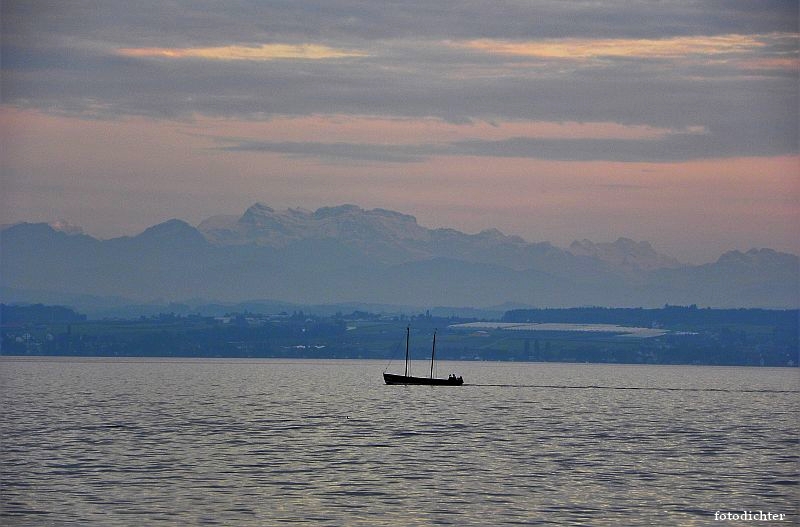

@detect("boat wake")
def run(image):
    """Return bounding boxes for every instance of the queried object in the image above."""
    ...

[465,383,799,394]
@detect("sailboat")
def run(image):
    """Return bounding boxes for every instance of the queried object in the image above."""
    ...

[383,327,464,385]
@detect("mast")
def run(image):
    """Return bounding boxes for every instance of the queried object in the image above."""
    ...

[430,330,437,379]
[405,326,410,377]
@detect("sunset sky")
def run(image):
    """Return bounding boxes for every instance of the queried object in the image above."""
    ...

[1,1,797,263]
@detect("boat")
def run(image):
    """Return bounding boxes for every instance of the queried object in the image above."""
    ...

[383,327,463,386]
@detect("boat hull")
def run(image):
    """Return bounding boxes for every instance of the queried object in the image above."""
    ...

[383,373,463,386]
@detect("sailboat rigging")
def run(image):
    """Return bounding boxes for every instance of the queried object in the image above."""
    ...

[383,327,464,386]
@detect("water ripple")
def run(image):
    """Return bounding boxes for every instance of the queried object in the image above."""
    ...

[1,359,797,526]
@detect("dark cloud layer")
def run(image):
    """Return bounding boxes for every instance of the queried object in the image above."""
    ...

[217,127,796,164]
[4,1,797,43]
[2,0,798,161]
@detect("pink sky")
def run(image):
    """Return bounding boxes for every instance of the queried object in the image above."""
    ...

[2,108,797,264]
[2,3,797,265]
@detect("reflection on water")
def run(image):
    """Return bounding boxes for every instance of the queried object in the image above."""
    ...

[1,359,797,526]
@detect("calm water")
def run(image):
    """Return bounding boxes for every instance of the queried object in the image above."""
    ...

[1,359,797,526]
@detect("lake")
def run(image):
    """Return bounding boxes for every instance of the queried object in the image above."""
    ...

[1,358,797,525]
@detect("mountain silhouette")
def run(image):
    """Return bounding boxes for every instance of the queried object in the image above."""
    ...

[2,204,797,308]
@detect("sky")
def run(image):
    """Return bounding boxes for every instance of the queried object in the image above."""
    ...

[1,1,798,264]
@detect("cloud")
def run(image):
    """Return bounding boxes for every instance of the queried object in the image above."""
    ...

[197,114,704,143]
[2,1,797,161]
[455,34,767,60]
[213,125,760,164]
[452,32,799,75]
[217,140,432,163]
[4,1,797,46]
[117,43,367,61]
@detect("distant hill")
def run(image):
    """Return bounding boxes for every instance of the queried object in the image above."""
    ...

[0,303,87,325]
[1,204,798,308]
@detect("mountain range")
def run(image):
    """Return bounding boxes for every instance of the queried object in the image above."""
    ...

[2,203,798,310]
